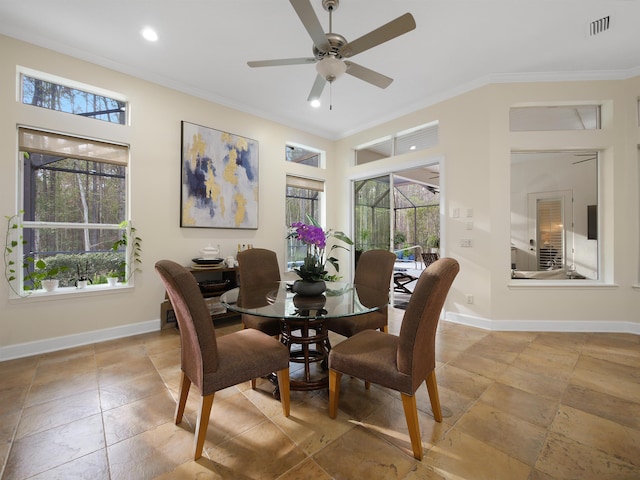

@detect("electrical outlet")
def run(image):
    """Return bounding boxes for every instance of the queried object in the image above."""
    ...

[466,294,474,304]
[460,239,472,247]
[452,208,460,218]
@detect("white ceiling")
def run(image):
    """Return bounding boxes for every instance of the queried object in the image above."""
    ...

[1,1,639,140]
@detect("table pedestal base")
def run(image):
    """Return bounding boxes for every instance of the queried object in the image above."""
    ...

[273,316,331,396]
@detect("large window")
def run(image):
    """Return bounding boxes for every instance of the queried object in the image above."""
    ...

[285,175,324,270]
[9,127,130,295]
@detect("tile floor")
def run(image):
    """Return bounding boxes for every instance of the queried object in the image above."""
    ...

[1,310,639,479]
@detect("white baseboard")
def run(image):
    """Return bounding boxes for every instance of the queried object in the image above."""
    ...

[2,313,638,362]
[0,319,161,361]
[445,312,640,335]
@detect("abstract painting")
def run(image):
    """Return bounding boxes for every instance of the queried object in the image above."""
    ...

[180,121,258,229]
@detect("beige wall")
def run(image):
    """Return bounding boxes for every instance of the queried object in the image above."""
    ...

[1,34,639,359]
[334,79,640,331]
[0,35,335,358]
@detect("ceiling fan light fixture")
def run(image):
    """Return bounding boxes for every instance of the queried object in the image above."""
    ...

[316,56,346,82]
[141,27,158,42]
[310,99,321,108]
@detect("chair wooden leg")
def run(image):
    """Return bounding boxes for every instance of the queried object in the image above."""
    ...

[401,393,423,460]
[328,369,342,418]
[193,393,214,460]
[276,368,290,417]
[425,370,443,422]
[175,372,191,424]
[251,378,257,389]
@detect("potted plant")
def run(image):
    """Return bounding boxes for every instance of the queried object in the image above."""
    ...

[286,215,353,295]
[75,259,92,289]
[426,233,440,253]
[33,259,68,291]
[106,270,119,286]
[111,220,142,283]
[5,213,71,294]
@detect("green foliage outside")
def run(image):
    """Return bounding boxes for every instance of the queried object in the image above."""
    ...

[4,213,139,295]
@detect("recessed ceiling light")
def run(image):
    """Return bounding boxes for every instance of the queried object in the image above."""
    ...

[310,99,321,108]
[410,145,417,150]
[141,27,158,42]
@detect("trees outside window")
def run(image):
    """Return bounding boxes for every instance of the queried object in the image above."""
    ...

[9,128,130,294]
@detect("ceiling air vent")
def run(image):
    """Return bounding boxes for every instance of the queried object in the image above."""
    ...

[589,15,610,36]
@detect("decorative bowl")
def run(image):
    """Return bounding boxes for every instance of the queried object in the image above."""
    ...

[198,279,230,294]
[192,257,224,265]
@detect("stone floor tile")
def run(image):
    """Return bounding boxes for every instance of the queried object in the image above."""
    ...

[314,426,417,480]
[424,427,531,480]
[107,422,195,480]
[480,382,559,428]
[27,450,110,480]
[549,405,640,468]
[454,401,547,465]
[561,383,640,431]
[3,414,105,479]
[102,390,176,445]
[16,388,101,439]
[535,431,640,480]
[277,458,333,480]
[204,420,307,480]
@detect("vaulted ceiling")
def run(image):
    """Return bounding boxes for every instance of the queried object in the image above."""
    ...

[1,1,639,140]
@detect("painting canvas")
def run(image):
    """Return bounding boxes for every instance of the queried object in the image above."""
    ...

[181,121,258,229]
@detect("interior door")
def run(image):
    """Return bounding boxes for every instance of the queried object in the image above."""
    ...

[527,190,573,271]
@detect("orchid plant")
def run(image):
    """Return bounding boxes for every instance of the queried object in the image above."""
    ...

[287,216,353,282]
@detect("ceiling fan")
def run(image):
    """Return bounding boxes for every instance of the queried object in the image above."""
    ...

[247,0,416,104]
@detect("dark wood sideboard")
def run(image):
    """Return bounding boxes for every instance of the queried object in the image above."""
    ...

[160,265,239,329]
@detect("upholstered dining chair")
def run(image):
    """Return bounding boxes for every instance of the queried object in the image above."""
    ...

[326,249,396,338]
[236,248,283,338]
[328,258,459,460]
[155,260,290,460]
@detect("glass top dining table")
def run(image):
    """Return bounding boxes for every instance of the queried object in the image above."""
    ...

[220,280,389,393]
[219,280,387,319]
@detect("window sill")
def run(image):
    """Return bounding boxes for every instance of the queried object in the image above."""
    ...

[508,279,617,289]
[9,283,133,302]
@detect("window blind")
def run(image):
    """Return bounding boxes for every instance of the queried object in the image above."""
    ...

[18,127,129,165]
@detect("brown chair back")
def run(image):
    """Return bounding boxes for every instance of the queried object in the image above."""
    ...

[354,249,396,309]
[155,260,218,391]
[237,248,281,287]
[354,249,396,291]
[397,258,459,392]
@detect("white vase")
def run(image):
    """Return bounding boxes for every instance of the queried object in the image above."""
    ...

[107,277,118,286]
[76,280,88,289]
[42,279,59,292]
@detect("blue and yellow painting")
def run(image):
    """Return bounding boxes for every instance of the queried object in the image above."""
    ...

[180,121,258,229]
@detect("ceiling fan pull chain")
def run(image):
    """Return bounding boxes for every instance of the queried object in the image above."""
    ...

[330,82,333,110]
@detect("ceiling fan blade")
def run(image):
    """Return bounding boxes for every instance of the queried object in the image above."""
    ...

[341,13,416,58]
[344,61,393,89]
[290,0,330,52]
[248,57,316,68]
[307,74,327,101]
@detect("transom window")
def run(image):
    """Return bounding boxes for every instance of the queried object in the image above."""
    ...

[285,144,322,168]
[355,122,439,165]
[20,71,127,124]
